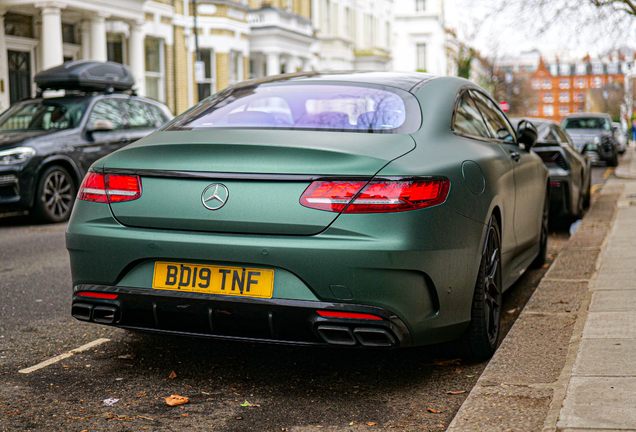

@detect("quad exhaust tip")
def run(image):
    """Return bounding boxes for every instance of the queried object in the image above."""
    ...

[317,324,397,347]
[72,302,119,325]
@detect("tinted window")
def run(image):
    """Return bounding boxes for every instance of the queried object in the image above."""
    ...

[563,117,611,131]
[146,103,168,127]
[471,91,516,142]
[453,92,490,138]
[88,99,124,130]
[0,99,88,131]
[163,84,420,133]
[124,100,153,129]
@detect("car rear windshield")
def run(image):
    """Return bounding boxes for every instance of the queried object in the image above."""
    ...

[563,117,611,131]
[162,83,420,133]
[0,99,89,131]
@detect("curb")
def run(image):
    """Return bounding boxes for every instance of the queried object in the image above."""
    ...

[446,181,624,432]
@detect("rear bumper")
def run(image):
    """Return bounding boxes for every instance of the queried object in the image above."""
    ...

[72,284,412,348]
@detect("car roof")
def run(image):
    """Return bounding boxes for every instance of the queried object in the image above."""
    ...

[229,71,440,94]
[563,112,611,119]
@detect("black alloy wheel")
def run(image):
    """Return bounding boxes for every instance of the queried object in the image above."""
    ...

[461,215,503,361]
[531,190,549,269]
[33,166,76,223]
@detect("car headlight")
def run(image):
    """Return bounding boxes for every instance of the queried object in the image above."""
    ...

[0,147,36,165]
[593,136,601,145]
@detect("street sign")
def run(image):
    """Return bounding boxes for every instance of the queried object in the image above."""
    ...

[194,61,205,83]
[499,101,510,113]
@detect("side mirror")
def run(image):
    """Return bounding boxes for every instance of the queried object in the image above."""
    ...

[516,120,538,150]
[86,119,115,133]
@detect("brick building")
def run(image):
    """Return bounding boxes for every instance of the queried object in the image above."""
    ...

[529,56,629,122]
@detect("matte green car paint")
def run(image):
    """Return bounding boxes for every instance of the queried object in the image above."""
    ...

[66,75,548,347]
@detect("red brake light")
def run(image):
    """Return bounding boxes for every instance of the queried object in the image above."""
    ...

[317,310,382,320]
[76,291,118,300]
[300,179,450,213]
[78,173,142,203]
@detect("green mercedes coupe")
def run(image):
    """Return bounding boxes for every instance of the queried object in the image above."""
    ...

[66,72,548,360]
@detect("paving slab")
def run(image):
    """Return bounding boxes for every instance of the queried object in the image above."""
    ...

[593,272,636,291]
[446,385,552,432]
[572,339,636,377]
[567,222,611,249]
[582,312,636,339]
[478,313,575,386]
[525,280,588,314]
[545,249,600,280]
[590,290,636,311]
[557,377,636,429]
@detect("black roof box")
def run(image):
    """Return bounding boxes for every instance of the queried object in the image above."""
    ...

[34,60,134,92]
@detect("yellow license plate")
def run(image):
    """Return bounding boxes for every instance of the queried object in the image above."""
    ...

[152,261,275,299]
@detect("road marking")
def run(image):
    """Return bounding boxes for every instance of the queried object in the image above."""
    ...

[18,338,110,374]
[603,167,614,179]
[591,184,603,195]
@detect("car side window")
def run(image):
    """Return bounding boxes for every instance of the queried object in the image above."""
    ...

[146,103,168,127]
[470,91,516,143]
[453,92,491,138]
[124,100,154,129]
[544,128,559,142]
[87,99,124,130]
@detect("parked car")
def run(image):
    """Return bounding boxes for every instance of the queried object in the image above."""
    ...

[67,72,548,360]
[0,61,173,222]
[562,113,619,166]
[612,122,627,155]
[512,117,591,220]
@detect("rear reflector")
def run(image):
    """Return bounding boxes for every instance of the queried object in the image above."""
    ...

[78,172,142,203]
[76,291,118,300]
[300,179,450,213]
[550,181,561,187]
[317,310,383,320]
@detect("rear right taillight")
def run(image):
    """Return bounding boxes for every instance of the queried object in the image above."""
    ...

[78,172,142,203]
[300,178,450,213]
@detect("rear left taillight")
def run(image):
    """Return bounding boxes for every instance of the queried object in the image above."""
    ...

[78,172,142,203]
[300,178,450,213]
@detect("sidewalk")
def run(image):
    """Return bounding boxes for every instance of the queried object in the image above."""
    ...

[448,150,636,431]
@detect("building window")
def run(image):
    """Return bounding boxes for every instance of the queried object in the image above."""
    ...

[549,64,558,76]
[559,92,570,103]
[559,78,570,89]
[543,92,554,103]
[107,39,124,64]
[324,0,331,33]
[559,64,571,76]
[592,63,604,75]
[198,48,215,100]
[608,63,618,74]
[229,50,242,85]
[145,37,164,102]
[578,105,584,113]
[593,77,602,88]
[575,77,586,89]
[544,105,554,117]
[576,63,587,75]
[62,23,76,44]
[542,79,552,89]
[573,92,584,102]
[4,13,33,38]
[416,0,426,11]
[559,105,569,115]
[416,43,427,72]
[532,79,540,90]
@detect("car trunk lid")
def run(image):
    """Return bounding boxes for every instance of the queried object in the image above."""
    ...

[103,130,415,235]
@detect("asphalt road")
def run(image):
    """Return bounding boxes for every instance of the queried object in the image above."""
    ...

[0,164,614,431]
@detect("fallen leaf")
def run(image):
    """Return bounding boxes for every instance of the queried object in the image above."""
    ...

[433,358,461,366]
[103,398,119,406]
[316,426,324,429]
[427,407,441,413]
[240,400,260,407]
[117,354,136,360]
[506,308,516,314]
[169,371,177,380]
[236,417,243,420]
[135,391,147,398]
[366,422,376,426]
[165,395,189,407]
[541,264,549,269]
[466,375,475,378]
[446,390,467,395]
[349,421,355,425]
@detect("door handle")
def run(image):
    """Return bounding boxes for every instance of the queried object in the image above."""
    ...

[509,151,521,162]
[119,137,130,143]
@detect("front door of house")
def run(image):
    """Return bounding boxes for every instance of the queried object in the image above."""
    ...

[8,50,31,105]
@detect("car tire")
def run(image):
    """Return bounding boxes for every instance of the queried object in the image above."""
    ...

[531,190,549,269]
[583,175,591,209]
[460,216,502,362]
[609,150,619,167]
[32,165,76,223]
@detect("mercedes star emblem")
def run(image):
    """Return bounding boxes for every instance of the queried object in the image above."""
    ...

[201,183,229,210]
